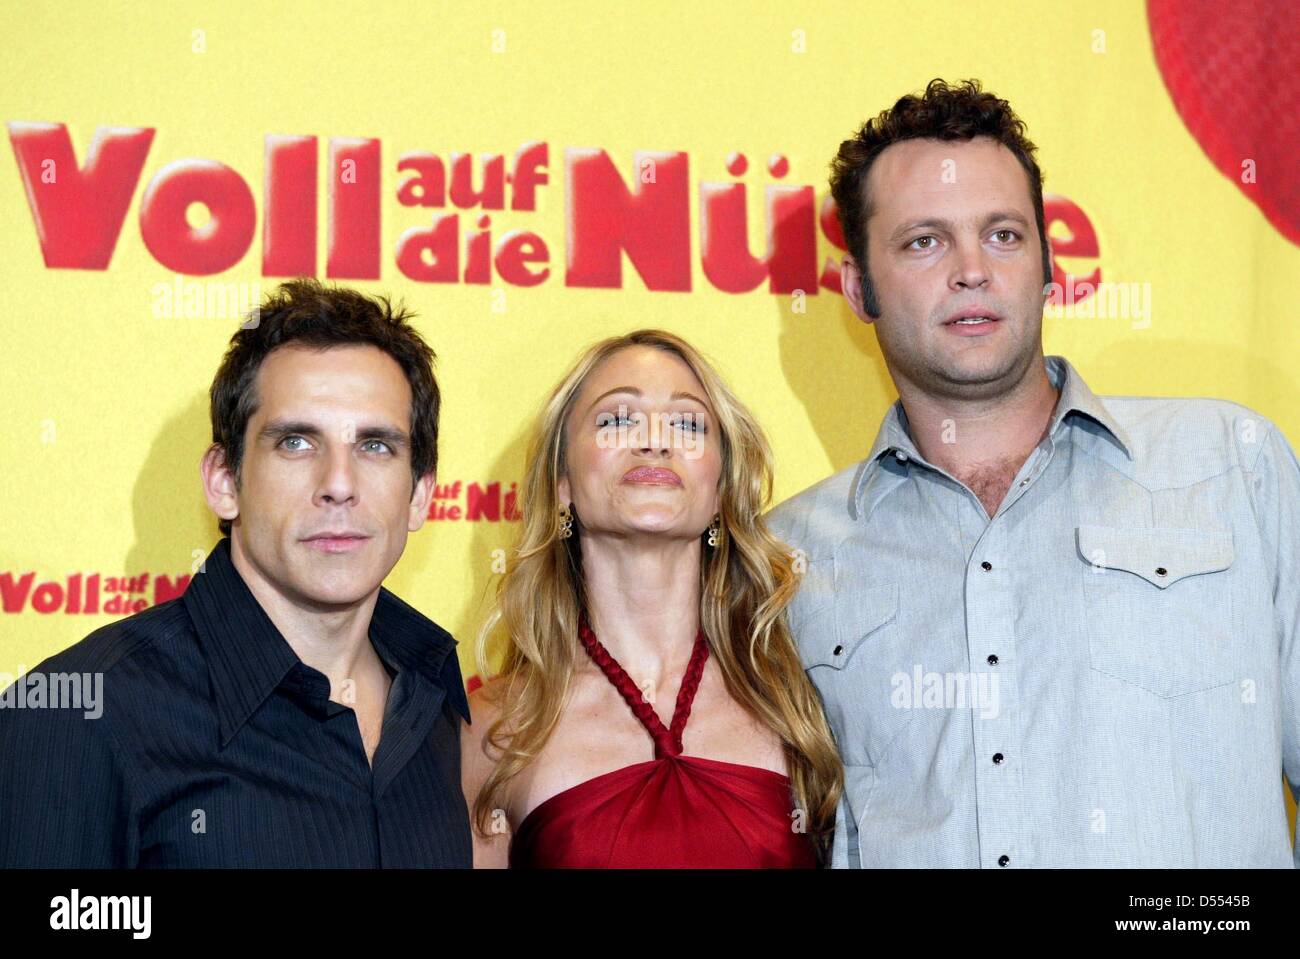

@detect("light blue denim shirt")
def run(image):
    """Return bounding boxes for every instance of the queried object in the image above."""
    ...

[767,355,1300,867]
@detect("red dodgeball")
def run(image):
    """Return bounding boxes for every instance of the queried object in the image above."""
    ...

[1147,0,1300,246]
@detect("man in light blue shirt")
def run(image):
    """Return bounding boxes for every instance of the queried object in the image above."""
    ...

[767,78,1299,867]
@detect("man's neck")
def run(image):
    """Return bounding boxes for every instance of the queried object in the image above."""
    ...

[894,357,1060,516]
[228,536,383,696]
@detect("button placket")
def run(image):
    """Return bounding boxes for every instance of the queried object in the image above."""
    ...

[1003,440,1054,512]
[966,520,1024,867]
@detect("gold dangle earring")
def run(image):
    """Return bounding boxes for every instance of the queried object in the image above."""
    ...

[558,502,574,539]
[706,513,721,548]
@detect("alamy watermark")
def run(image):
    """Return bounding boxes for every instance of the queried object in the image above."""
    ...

[891,665,1000,719]
[0,668,103,719]
[596,404,706,459]
[151,273,262,326]
[1044,277,1153,330]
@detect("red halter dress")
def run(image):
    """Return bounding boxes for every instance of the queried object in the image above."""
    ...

[508,619,819,868]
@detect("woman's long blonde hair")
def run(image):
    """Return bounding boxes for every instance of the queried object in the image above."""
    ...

[472,330,843,859]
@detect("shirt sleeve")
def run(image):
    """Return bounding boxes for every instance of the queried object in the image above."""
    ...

[1248,421,1300,867]
[830,788,854,868]
[0,673,138,867]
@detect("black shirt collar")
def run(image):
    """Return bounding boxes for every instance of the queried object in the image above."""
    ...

[183,538,469,746]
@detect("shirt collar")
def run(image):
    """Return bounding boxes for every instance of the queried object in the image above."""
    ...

[183,538,468,747]
[853,354,1133,511]
[1042,354,1133,459]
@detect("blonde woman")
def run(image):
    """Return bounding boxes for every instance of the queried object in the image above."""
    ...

[460,330,842,867]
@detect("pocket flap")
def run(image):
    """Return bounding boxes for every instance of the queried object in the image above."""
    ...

[1076,525,1234,588]
[803,577,898,668]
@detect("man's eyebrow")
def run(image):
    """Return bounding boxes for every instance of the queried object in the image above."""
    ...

[586,387,710,414]
[354,425,410,447]
[258,419,323,442]
[258,419,409,446]
[889,210,1030,243]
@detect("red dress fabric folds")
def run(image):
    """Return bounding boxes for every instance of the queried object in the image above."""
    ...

[508,619,818,869]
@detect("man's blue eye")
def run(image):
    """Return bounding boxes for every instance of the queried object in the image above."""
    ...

[281,436,309,450]
[362,440,392,453]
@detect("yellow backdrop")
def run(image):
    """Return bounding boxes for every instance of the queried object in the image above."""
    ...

[2,1,1296,835]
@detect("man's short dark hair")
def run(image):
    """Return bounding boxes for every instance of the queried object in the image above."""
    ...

[829,78,1052,317]
[208,278,439,536]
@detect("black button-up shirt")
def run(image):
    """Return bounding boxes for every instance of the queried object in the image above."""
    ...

[0,537,472,867]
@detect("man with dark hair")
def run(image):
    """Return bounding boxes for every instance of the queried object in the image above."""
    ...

[0,279,472,867]
[768,79,1300,867]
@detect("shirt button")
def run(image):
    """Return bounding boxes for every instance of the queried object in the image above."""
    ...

[1019,478,1029,487]
[998,855,1011,867]
[992,752,1005,764]
[987,654,999,666]
[1155,567,1168,577]
[981,561,993,572]
[894,450,909,462]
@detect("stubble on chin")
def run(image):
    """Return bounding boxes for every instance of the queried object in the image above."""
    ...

[886,323,1040,403]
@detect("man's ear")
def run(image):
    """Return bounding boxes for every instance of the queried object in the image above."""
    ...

[201,444,240,528]
[840,256,873,324]
[408,471,436,532]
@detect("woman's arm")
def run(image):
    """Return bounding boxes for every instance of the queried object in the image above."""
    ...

[459,683,512,869]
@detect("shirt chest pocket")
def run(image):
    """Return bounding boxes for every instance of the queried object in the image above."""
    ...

[1077,525,1238,698]
[798,580,912,767]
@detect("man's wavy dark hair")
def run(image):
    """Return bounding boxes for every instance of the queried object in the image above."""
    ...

[829,78,1051,317]
[208,278,439,537]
